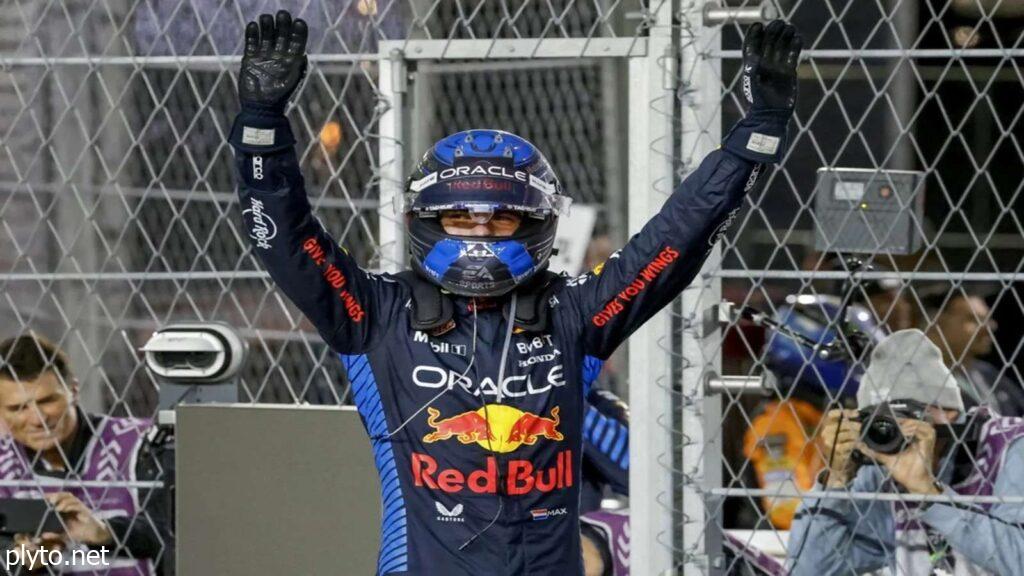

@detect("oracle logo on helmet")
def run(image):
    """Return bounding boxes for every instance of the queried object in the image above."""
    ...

[405,129,562,298]
[437,164,528,183]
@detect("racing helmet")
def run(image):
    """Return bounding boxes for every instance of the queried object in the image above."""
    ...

[405,129,571,297]
[763,294,882,399]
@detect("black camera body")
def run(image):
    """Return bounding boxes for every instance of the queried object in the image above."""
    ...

[856,400,929,455]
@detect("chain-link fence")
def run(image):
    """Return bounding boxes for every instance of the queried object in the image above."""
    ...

[0,0,644,414]
[681,1,1024,574]
[0,0,649,573]
[1,0,1023,574]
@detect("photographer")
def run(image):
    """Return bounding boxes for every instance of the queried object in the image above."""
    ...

[788,329,1024,575]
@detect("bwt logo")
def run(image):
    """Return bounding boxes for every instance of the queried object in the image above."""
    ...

[516,334,555,354]
[242,198,277,249]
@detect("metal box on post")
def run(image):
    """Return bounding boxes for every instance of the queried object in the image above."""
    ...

[814,167,926,255]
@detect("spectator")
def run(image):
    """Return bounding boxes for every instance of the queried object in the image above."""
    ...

[0,334,169,574]
[582,235,615,274]
[579,355,629,575]
[797,255,914,333]
[579,381,629,514]
[860,274,914,333]
[788,329,1024,575]
[581,509,628,576]
[923,291,1024,416]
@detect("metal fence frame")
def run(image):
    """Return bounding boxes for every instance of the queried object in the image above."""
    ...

[690,2,1024,574]
[3,0,1023,573]
[375,16,680,573]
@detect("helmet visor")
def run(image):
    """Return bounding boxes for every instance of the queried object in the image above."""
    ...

[405,168,570,216]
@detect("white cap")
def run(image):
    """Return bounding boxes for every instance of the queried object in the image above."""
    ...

[857,329,964,411]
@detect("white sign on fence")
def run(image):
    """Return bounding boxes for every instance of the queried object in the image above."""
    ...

[547,203,598,276]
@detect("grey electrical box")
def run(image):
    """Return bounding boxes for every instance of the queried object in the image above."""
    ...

[177,404,380,575]
[813,168,926,255]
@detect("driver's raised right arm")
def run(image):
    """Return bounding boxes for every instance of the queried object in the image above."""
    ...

[230,120,402,354]
[228,11,402,355]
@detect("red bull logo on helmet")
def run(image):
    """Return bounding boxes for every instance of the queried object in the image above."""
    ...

[423,405,563,453]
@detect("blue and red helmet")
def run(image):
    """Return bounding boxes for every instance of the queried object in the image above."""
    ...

[763,295,883,399]
[405,129,571,297]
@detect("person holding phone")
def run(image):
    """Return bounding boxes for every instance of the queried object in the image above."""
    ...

[0,334,169,574]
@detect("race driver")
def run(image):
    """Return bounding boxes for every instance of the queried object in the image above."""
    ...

[229,10,802,576]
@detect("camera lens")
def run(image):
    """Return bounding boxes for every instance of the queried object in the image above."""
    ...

[864,415,905,454]
[153,351,218,370]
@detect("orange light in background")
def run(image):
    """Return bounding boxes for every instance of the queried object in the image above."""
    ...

[320,121,342,154]
[357,0,378,17]
[952,26,982,49]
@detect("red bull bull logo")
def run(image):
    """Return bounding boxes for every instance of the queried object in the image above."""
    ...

[423,405,563,453]
[507,407,563,445]
[414,404,571,495]
[422,408,495,444]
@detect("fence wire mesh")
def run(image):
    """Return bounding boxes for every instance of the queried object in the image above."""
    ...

[0,0,645,573]
[674,1,1024,574]
[1,0,1022,574]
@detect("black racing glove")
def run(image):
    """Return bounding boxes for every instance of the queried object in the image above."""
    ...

[741,20,801,112]
[239,11,309,114]
[230,10,308,154]
[723,20,803,164]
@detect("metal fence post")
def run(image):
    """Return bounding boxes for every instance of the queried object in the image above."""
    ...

[378,48,407,274]
[678,2,725,572]
[628,2,676,574]
[6,2,1023,571]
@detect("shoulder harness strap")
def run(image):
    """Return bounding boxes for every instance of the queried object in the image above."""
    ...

[504,270,564,333]
[394,270,454,334]
[393,270,564,335]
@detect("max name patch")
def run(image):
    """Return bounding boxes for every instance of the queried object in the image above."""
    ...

[242,126,275,146]
[746,133,780,155]
[591,245,679,327]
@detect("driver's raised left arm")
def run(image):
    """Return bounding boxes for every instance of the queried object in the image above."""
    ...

[563,21,802,359]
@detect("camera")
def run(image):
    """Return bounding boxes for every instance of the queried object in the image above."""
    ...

[856,400,927,455]
[142,322,247,413]
[143,322,246,382]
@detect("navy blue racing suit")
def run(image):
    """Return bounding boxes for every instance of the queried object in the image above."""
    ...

[230,115,764,575]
